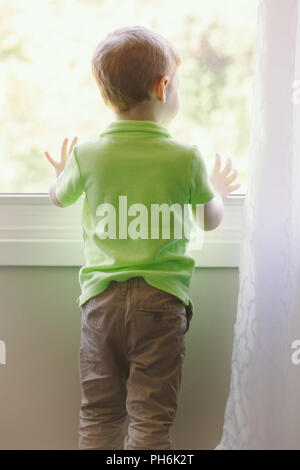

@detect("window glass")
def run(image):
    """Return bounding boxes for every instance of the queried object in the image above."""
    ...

[0,0,257,194]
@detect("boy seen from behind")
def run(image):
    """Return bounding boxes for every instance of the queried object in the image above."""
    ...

[45,25,240,450]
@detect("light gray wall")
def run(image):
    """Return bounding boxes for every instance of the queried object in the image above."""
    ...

[0,266,239,450]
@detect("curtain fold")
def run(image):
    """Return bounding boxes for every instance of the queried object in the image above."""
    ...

[216,0,300,450]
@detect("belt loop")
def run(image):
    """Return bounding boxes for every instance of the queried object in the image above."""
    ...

[121,280,127,296]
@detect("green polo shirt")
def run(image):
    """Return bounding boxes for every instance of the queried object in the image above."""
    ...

[53,119,215,313]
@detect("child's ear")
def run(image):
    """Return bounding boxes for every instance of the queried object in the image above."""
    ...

[155,75,169,103]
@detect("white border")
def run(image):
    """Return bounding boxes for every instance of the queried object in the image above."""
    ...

[0,194,244,267]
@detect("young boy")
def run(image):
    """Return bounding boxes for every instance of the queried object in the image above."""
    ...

[45,25,240,450]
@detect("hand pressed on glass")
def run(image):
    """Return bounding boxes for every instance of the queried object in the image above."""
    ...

[210,153,241,200]
[44,136,79,178]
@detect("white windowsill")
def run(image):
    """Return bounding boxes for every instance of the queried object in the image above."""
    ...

[0,194,245,267]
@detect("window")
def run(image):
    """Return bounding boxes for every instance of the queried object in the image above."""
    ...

[1,0,257,194]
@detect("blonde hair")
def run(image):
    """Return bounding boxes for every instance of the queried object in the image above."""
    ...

[91,26,181,112]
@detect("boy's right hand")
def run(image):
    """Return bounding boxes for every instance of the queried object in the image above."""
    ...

[44,136,78,178]
[209,153,241,200]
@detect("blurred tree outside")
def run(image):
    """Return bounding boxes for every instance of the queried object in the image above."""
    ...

[0,0,257,194]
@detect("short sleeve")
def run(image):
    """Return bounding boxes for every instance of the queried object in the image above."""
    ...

[189,146,215,205]
[55,146,84,206]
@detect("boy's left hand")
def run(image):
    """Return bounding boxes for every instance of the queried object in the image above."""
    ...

[44,136,78,178]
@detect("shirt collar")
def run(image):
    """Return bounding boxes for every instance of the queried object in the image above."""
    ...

[99,119,172,138]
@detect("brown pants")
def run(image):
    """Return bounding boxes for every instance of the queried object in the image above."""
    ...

[78,276,193,450]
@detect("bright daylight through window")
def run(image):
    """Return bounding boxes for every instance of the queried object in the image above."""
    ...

[0,0,257,194]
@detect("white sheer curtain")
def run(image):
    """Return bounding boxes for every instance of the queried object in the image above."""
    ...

[216,0,300,450]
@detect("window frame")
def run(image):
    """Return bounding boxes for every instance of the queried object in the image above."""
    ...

[0,193,244,267]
